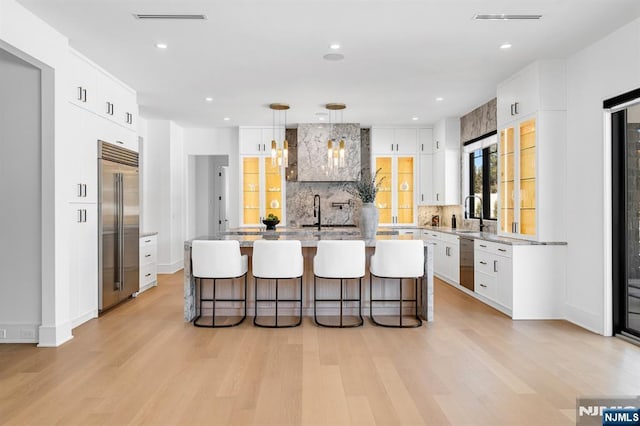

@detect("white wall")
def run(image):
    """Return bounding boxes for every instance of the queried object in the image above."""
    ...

[565,17,640,334]
[169,122,184,267]
[0,48,42,342]
[0,0,71,346]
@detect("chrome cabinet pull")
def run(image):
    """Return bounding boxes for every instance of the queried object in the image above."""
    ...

[145,239,151,243]
[494,260,498,272]
[479,261,487,265]
[77,183,83,197]
[82,89,87,102]
[480,244,487,248]
[145,254,151,258]
[145,273,151,277]
[77,87,83,101]
[390,143,393,151]
[479,283,487,288]
[514,102,519,115]
[498,248,507,252]
[396,143,399,151]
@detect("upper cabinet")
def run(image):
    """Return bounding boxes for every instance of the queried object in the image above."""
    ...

[68,49,139,135]
[431,118,460,205]
[497,60,566,241]
[239,127,282,155]
[371,128,418,155]
[497,60,566,127]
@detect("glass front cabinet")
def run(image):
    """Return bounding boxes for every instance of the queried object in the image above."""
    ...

[239,127,286,227]
[241,156,285,226]
[498,112,563,241]
[374,156,416,225]
[499,118,537,237]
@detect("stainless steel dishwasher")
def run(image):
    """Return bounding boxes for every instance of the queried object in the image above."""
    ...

[459,237,474,291]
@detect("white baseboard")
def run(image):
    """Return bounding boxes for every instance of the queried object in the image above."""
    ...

[70,309,98,329]
[38,323,73,347]
[564,303,605,335]
[158,260,183,274]
[0,323,40,344]
[136,281,157,295]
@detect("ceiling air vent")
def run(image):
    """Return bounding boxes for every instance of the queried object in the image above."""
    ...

[473,14,542,20]
[133,14,207,20]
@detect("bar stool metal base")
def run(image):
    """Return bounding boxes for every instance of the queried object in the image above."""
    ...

[313,275,363,328]
[369,273,422,328]
[254,276,303,328]
[193,274,248,328]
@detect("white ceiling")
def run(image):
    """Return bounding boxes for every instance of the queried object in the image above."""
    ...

[16,0,640,128]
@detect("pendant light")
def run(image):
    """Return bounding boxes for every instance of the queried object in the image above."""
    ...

[269,103,290,170]
[326,103,346,171]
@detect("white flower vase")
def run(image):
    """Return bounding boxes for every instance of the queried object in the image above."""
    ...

[360,203,379,240]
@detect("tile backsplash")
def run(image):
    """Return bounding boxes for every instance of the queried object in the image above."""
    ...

[417,205,497,233]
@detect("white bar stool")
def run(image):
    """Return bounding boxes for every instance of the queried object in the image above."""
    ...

[369,240,424,328]
[313,240,365,327]
[191,240,248,328]
[252,240,304,328]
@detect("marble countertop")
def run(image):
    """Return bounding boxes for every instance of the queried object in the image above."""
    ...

[421,226,567,246]
[186,227,434,248]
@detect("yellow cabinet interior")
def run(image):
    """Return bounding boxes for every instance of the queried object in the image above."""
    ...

[374,156,414,225]
[499,118,537,237]
[241,157,283,225]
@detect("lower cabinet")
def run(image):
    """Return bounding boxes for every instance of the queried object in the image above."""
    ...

[474,239,564,319]
[475,241,513,311]
[69,203,98,328]
[423,230,459,285]
[139,234,158,293]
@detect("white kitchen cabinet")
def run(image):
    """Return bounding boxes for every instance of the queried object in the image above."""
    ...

[139,234,158,293]
[498,114,565,242]
[68,203,98,328]
[373,155,416,225]
[431,118,460,205]
[239,127,286,226]
[371,128,417,155]
[69,50,97,112]
[497,60,566,241]
[474,240,513,311]
[418,154,434,205]
[497,60,566,127]
[68,105,98,203]
[239,127,280,155]
[418,128,434,154]
[473,239,565,319]
[423,230,459,284]
[68,48,139,137]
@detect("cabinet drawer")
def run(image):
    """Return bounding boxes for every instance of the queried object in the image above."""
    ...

[475,252,496,276]
[140,235,157,247]
[140,246,156,266]
[475,239,512,258]
[474,271,497,301]
[140,263,157,286]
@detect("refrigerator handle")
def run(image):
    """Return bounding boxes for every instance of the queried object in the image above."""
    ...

[114,173,122,291]
[119,173,125,291]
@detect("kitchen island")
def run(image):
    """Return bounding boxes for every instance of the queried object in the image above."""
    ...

[183,228,434,323]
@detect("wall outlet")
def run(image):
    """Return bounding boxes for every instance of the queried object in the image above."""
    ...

[20,328,35,339]
[0,329,6,339]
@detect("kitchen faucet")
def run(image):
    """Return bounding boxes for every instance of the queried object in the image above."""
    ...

[313,194,321,231]
[464,194,485,232]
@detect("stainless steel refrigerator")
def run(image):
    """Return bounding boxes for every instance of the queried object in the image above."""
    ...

[98,141,139,311]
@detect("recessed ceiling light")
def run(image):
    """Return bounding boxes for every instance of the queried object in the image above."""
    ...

[323,53,345,61]
[155,43,168,49]
[436,97,444,101]
[223,117,230,121]
[205,97,213,102]
[329,43,341,50]
[500,43,512,49]
[318,117,325,121]
[412,117,419,121]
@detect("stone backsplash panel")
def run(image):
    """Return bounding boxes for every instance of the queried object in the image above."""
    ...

[297,123,361,182]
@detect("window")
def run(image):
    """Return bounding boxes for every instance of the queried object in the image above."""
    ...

[466,135,498,220]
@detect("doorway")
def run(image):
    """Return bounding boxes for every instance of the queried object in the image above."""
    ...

[611,90,640,342]
[186,155,229,239]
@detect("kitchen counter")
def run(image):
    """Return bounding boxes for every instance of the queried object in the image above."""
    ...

[140,231,158,238]
[421,226,567,246]
[186,227,421,248]
[184,229,434,323]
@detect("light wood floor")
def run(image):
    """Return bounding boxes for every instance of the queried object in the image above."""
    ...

[2,273,639,425]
